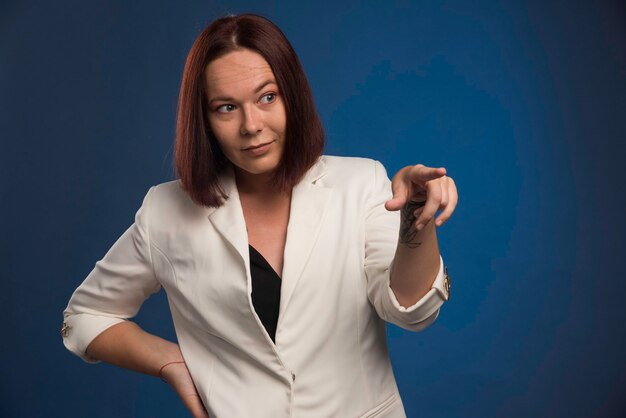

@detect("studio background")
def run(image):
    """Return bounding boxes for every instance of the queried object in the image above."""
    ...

[1,0,624,417]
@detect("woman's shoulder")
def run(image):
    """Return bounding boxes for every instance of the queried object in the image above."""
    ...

[318,155,391,184]
[150,179,188,202]
[141,179,210,219]
[320,154,380,169]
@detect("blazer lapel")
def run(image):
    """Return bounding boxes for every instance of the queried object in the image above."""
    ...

[207,166,250,268]
[279,158,331,317]
[205,158,332,321]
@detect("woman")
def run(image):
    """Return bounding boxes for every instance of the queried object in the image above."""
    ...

[61,13,457,418]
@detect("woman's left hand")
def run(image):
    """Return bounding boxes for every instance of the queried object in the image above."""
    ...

[384,164,458,230]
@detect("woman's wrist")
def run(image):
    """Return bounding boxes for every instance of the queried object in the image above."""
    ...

[159,360,187,382]
[153,341,185,376]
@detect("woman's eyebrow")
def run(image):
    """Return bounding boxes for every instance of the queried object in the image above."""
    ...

[253,79,277,94]
[208,79,277,104]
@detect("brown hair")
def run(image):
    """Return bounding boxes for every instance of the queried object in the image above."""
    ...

[174,13,325,207]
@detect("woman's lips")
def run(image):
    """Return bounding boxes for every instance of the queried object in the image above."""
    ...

[243,140,274,156]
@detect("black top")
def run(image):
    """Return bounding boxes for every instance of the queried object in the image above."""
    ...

[249,245,281,342]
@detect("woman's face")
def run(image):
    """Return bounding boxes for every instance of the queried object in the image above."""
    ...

[204,48,287,180]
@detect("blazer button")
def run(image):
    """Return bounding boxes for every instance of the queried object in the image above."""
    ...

[291,372,296,382]
[444,266,451,300]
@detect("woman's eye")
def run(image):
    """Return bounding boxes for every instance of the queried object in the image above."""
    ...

[216,104,236,113]
[259,93,276,104]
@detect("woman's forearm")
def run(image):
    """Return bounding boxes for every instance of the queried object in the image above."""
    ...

[389,201,441,308]
[85,321,183,377]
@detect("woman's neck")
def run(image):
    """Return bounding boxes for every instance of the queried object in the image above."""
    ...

[234,167,285,199]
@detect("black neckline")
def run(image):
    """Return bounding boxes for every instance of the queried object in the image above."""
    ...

[249,244,282,280]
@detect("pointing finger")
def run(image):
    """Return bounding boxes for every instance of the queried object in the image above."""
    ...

[410,165,447,184]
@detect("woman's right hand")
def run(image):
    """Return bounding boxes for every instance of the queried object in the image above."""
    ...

[161,361,209,418]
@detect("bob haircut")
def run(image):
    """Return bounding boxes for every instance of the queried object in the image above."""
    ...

[174,13,325,207]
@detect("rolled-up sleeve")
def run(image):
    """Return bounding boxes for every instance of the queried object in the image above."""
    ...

[364,160,449,332]
[61,186,161,363]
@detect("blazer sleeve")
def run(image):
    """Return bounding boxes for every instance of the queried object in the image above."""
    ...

[364,160,449,332]
[61,186,162,363]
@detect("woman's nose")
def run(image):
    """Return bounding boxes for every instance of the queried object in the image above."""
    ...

[240,104,264,136]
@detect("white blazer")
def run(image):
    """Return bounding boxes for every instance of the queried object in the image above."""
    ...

[62,155,450,418]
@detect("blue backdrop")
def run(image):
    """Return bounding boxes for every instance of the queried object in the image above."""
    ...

[2,1,624,417]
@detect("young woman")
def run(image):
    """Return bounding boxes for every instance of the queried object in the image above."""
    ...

[62,13,457,418]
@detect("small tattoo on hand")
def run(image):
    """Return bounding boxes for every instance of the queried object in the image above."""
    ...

[400,199,425,248]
